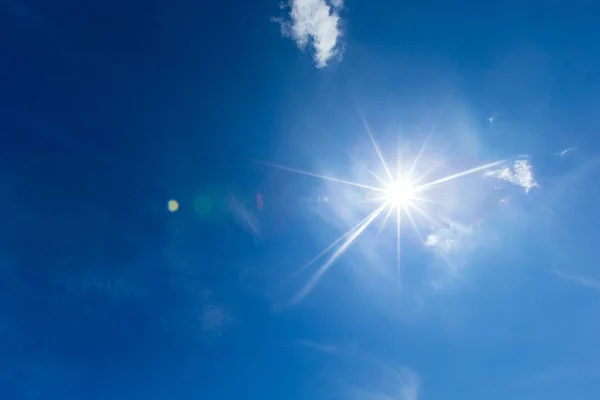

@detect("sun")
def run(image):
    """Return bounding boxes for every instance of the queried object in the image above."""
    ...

[254,113,506,304]
[384,180,416,208]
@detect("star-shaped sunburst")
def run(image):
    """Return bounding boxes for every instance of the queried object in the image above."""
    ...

[256,117,504,304]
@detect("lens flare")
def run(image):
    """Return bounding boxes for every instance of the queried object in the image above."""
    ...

[168,199,179,212]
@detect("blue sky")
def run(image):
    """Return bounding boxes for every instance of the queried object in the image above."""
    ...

[1,0,600,399]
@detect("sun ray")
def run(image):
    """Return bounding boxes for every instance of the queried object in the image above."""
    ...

[396,136,402,182]
[411,195,449,207]
[404,205,425,244]
[356,196,385,206]
[252,160,385,193]
[411,157,448,186]
[292,203,392,277]
[376,205,395,241]
[358,110,395,183]
[395,205,401,287]
[358,161,391,188]
[292,219,364,278]
[407,132,431,182]
[407,202,441,228]
[416,160,505,192]
[407,106,446,181]
[292,204,387,304]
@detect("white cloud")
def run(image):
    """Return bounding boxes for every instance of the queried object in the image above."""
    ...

[552,270,600,292]
[276,0,343,68]
[485,158,539,192]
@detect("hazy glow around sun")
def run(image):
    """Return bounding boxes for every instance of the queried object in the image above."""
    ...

[255,112,506,305]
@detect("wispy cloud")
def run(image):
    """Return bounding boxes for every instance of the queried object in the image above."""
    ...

[275,0,344,68]
[422,218,499,289]
[485,158,539,192]
[396,369,420,400]
[425,228,457,253]
[200,303,233,335]
[536,366,600,382]
[229,194,261,242]
[425,220,475,269]
[559,148,574,157]
[297,339,420,400]
[552,270,600,292]
[296,339,340,354]
[556,147,575,157]
[351,366,420,400]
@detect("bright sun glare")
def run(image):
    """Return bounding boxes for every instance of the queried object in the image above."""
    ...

[255,112,505,305]
[384,180,416,208]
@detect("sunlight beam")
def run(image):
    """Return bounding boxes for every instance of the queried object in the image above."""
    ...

[411,157,447,186]
[292,204,387,304]
[253,160,385,193]
[412,196,449,207]
[395,205,401,287]
[358,161,391,188]
[408,202,441,228]
[407,106,445,181]
[404,206,425,244]
[376,205,395,241]
[292,206,382,278]
[415,160,505,192]
[407,132,432,182]
[396,136,402,182]
[357,110,395,183]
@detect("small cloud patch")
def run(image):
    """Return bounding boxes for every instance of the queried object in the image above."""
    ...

[485,158,539,193]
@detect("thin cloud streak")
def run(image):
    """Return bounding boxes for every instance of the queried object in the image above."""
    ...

[557,147,575,157]
[299,341,421,400]
[351,365,420,400]
[552,270,600,292]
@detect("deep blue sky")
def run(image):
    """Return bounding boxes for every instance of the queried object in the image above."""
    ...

[1,0,600,399]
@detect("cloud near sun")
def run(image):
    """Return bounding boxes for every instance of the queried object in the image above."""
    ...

[485,158,539,192]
